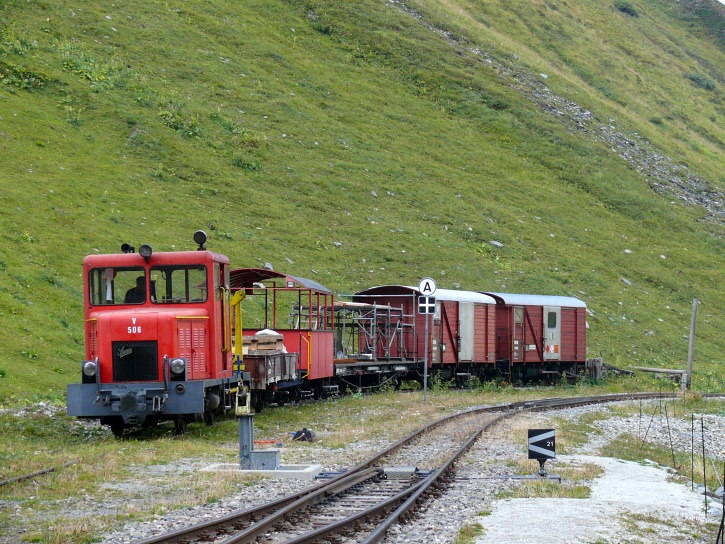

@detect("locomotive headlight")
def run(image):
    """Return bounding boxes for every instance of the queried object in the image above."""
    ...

[139,244,153,260]
[82,360,97,377]
[170,358,186,375]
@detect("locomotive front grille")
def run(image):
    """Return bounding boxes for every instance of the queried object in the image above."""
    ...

[112,341,159,381]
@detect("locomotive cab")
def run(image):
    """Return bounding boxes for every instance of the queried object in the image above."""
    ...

[67,232,235,436]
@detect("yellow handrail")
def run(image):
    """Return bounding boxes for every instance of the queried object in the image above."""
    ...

[300,332,311,379]
[231,290,246,374]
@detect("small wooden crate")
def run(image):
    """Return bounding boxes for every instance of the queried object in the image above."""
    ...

[243,333,284,352]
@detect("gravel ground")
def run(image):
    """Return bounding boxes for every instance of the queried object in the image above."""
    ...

[91,400,724,544]
[3,400,723,544]
[383,402,724,544]
[473,404,724,544]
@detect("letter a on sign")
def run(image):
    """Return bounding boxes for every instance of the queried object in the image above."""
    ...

[418,277,437,296]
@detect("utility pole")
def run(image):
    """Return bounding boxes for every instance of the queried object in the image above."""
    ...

[686,298,699,390]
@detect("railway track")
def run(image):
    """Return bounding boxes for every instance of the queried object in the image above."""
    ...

[134,392,680,544]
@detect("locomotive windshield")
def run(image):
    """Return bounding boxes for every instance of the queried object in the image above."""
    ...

[88,265,208,305]
[89,267,146,305]
[151,265,207,304]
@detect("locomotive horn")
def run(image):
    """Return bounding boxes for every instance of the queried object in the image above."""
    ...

[121,243,135,253]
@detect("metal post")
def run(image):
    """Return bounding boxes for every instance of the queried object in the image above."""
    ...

[703,416,708,517]
[692,414,695,490]
[239,415,254,469]
[719,463,725,543]
[686,298,699,389]
[423,312,429,401]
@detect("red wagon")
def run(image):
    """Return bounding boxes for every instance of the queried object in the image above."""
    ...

[351,286,587,383]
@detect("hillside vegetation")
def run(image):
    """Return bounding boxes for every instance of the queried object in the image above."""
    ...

[0,0,723,402]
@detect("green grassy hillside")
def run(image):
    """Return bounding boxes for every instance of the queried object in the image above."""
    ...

[0,0,723,402]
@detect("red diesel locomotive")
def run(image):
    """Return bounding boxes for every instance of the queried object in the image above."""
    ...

[66,231,239,435]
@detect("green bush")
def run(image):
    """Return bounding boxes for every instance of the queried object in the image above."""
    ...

[684,73,716,91]
[615,0,638,17]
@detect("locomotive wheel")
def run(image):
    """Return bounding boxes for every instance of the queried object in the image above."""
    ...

[174,415,188,435]
[109,418,125,438]
[203,410,216,426]
[142,417,158,429]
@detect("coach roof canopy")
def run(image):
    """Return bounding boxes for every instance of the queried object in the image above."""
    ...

[230,268,333,294]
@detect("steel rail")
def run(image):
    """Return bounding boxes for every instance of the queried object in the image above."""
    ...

[359,392,715,543]
[272,392,712,544]
[0,461,76,488]
[134,406,505,544]
[280,412,515,544]
[216,467,385,544]
[134,468,380,544]
[278,477,429,544]
[360,412,512,544]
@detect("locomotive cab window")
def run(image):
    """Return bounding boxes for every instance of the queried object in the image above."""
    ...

[151,265,208,304]
[89,267,146,305]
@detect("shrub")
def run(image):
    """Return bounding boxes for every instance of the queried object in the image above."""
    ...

[232,156,261,171]
[615,0,638,17]
[158,107,201,138]
[684,73,716,91]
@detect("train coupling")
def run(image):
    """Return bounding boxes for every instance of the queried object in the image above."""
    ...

[321,385,339,398]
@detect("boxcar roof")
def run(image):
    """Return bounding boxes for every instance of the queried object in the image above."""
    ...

[230,268,333,294]
[354,286,586,308]
[353,285,497,304]
[482,292,587,308]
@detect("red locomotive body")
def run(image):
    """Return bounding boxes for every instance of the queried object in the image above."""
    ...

[67,233,236,435]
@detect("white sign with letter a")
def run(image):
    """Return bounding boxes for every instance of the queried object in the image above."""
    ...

[418,277,436,296]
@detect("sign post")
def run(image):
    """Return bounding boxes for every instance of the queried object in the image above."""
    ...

[501,428,560,482]
[528,428,556,476]
[418,278,436,401]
